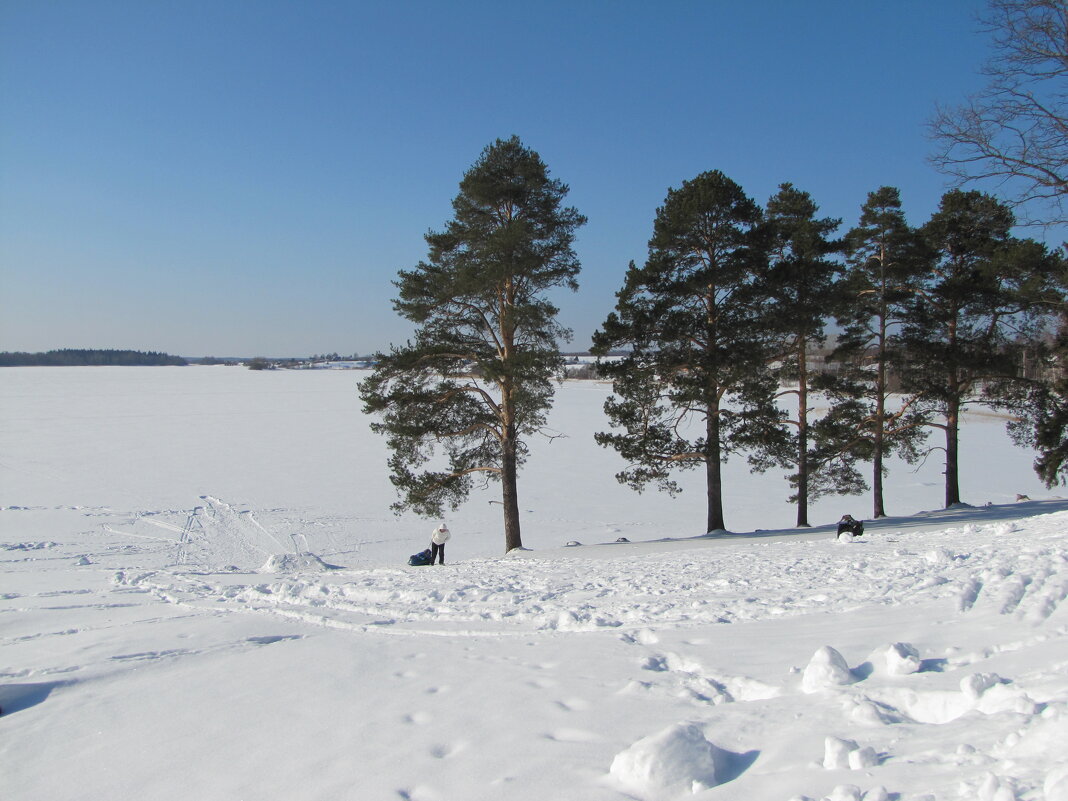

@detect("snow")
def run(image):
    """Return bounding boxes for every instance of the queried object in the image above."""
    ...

[1,366,1067,800]
[608,722,731,796]
[802,646,857,693]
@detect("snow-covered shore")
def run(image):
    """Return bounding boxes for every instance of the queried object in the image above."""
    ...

[2,367,1066,800]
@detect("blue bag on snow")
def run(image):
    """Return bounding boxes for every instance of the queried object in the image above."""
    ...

[408,548,433,566]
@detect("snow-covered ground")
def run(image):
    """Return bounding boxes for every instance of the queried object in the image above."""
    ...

[2,367,1066,800]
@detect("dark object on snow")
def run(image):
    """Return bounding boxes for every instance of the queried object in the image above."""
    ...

[408,548,433,566]
[836,515,864,538]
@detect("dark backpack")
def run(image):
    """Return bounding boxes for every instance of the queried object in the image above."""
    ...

[837,518,864,537]
[408,548,433,566]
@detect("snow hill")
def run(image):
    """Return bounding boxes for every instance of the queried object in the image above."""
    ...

[1,367,1066,800]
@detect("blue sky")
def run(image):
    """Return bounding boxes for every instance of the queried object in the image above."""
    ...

[1,0,999,357]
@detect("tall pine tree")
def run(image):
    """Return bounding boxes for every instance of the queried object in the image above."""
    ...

[359,136,586,552]
[833,186,930,518]
[591,170,782,533]
[757,183,857,527]
[1000,252,1068,487]
[902,189,1056,507]
[1006,308,1068,487]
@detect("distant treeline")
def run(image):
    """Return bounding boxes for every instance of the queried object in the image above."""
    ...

[0,349,188,367]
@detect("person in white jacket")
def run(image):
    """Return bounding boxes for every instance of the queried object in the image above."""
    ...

[430,523,450,565]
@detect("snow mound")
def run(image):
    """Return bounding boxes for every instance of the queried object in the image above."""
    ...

[869,642,921,676]
[823,737,878,769]
[609,722,727,797]
[259,552,334,573]
[823,736,858,769]
[802,646,856,693]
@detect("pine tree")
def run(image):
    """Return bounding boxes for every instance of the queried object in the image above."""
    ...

[833,186,931,518]
[902,189,1057,506]
[1001,256,1068,486]
[359,136,586,553]
[757,183,856,527]
[591,170,782,533]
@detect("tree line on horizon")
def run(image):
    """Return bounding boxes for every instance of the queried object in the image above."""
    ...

[361,1,1068,553]
[0,349,188,367]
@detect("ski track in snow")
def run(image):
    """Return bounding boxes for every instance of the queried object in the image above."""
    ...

[108,513,1068,639]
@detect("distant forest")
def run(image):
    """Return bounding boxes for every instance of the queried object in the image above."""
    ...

[0,349,188,367]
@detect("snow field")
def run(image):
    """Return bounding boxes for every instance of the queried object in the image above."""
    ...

[3,504,1067,799]
[1,367,1067,800]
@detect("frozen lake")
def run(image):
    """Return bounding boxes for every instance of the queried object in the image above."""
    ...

[0,365,1056,567]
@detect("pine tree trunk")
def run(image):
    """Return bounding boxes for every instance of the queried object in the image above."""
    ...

[873,440,886,519]
[501,426,523,552]
[945,398,961,507]
[944,312,961,509]
[872,382,887,519]
[499,286,523,553]
[873,293,888,519]
[706,407,725,532]
[795,342,810,528]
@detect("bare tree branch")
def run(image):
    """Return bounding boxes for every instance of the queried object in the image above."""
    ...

[930,0,1068,226]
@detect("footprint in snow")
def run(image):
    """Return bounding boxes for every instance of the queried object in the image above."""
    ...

[555,697,592,712]
[546,728,601,742]
[997,574,1032,614]
[246,635,302,646]
[395,787,441,801]
[110,649,192,661]
[619,628,659,645]
[429,741,466,758]
[958,578,982,612]
[1023,580,1068,622]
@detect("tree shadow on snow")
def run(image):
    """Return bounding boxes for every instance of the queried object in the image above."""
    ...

[0,680,71,717]
[668,498,1068,543]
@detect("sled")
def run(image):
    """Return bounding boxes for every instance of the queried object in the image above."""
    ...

[408,548,433,566]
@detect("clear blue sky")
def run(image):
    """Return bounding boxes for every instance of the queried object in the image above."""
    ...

[2,0,997,357]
